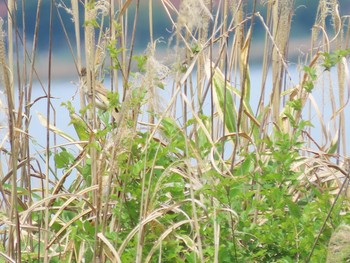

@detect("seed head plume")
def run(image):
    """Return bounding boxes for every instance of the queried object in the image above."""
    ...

[142,42,169,125]
[0,18,12,104]
[177,0,212,32]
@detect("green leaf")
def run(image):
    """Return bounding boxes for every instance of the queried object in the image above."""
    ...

[303,80,314,93]
[161,117,186,150]
[322,48,350,71]
[286,199,301,218]
[69,113,90,141]
[287,98,302,111]
[302,65,317,92]
[303,65,317,81]
[54,148,75,169]
[133,55,148,73]
[98,110,111,127]
[212,73,237,133]
[107,91,120,110]
[81,159,92,180]
[209,64,255,135]
[84,19,99,28]
[196,115,211,157]
[191,43,201,54]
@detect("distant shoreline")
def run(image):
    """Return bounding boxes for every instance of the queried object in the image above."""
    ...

[33,37,312,80]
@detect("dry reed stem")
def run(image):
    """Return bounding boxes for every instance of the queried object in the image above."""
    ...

[71,0,85,110]
[0,10,22,259]
[83,1,100,259]
[270,0,293,123]
[7,0,14,103]
[97,232,123,263]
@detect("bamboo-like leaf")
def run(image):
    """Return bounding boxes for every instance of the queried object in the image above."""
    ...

[241,26,252,104]
[212,74,237,133]
[69,112,90,141]
[205,60,258,134]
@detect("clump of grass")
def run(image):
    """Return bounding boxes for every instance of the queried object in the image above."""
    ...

[1,0,350,262]
[327,224,350,263]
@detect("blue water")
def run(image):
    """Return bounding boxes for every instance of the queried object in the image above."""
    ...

[1,64,349,189]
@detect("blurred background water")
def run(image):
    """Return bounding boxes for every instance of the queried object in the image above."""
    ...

[1,0,349,79]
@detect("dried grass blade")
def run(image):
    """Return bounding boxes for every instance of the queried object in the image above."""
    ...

[47,208,92,249]
[144,220,195,263]
[0,252,15,263]
[330,57,350,120]
[36,111,79,144]
[97,232,122,263]
[118,0,133,19]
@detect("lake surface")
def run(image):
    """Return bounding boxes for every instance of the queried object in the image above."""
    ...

[0,64,349,187]
[25,64,348,149]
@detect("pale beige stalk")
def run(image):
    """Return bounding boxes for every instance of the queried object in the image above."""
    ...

[71,0,85,110]
[0,16,19,261]
[270,0,294,123]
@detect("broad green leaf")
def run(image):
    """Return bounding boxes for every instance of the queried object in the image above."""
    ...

[322,48,350,71]
[161,117,184,143]
[196,115,211,157]
[206,59,258,135]
[54,148,75,169]
[212,75,237,132]
[286,199,301,218]
[69,112,90,141]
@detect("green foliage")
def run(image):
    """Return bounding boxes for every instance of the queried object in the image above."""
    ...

[106,91,120,111]
[54,147,75,169]
[212,69,237,133]
[133,54,148,73]
[303,65,317,92]
[107,39,124,71]
[209,120,342,262]
[70,220,95,261]
[19,45,350,263]
[84,18,99,28]
[191,43,201,55]
[287,98,302,111]
[322,48,350,71]
[62,101,90,141]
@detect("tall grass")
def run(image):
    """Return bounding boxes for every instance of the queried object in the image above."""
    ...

[1,0,350,262]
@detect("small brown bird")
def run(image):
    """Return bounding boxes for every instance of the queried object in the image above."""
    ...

[79,68,119,119]
[80,68,109,110]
